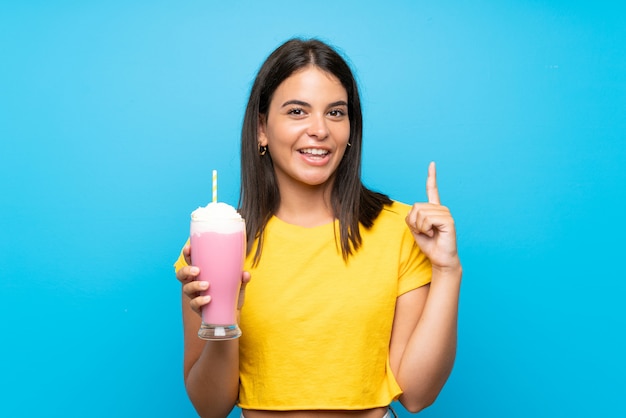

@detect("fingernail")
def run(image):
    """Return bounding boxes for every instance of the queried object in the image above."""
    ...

[199,281,209,289]
[190,267,200,275]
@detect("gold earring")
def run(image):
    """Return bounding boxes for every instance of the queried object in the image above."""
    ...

[347,142,352,147]
[259,144,268,156]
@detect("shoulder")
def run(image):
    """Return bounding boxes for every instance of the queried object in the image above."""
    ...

[363,200,412,238]
[375,200,411,224]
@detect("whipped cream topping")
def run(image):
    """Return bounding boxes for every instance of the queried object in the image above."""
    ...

[191,202,242,221]
[190,202,244,235]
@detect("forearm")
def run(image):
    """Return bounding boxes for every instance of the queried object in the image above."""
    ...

[177,249,249,417]
[185,339,240,418]
[397,265,462,412]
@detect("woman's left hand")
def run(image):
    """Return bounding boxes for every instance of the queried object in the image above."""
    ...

[406,162,460,272]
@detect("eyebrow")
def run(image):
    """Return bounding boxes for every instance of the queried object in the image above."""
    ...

[280,100,348,108]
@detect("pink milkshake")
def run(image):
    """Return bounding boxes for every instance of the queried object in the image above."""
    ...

[190,202,246,340]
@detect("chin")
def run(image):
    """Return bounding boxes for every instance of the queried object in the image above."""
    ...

[298,174,333,187]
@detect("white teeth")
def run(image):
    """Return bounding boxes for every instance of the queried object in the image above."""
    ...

[300,148,329,155]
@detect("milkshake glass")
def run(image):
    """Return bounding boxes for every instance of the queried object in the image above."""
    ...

[190,202,246,340]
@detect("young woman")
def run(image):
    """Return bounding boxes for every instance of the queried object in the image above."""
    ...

[175,38,462,418]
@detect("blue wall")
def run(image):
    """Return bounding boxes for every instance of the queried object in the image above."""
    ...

[1,1,624,417]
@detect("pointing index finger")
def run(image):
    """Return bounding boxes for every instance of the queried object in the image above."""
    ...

[426,161,441,204]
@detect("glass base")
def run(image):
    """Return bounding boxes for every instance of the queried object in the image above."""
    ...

[198,323,241,341]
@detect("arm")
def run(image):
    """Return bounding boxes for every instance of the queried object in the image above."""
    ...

[389,267,461,412]
[177,244,250,418]
[389,162,462,413]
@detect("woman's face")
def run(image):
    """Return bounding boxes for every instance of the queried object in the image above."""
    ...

[258,65,350,193]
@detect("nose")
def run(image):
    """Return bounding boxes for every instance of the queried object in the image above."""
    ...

[306,113,329,140]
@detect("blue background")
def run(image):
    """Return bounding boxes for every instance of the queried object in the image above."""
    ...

[1,1,625,417]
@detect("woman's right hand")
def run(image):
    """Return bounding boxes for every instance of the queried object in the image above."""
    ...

[176,243,209,316]
[175,243,252,317]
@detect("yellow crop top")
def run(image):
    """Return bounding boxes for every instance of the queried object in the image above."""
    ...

[174,201,432,410]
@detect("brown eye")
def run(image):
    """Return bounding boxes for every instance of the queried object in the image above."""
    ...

[328,109,347,118]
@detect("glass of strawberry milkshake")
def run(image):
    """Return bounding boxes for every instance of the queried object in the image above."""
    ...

[190,202,246,340]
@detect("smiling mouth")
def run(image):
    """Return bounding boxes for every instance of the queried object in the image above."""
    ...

[299,148,329,157]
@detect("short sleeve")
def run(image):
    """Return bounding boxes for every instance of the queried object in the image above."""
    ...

[397,227,432,296]
[173,239,190,273]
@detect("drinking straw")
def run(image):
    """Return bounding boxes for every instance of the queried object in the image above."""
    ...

[212,170,217,203]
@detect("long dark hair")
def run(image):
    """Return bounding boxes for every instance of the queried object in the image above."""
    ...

[239,38,391,264]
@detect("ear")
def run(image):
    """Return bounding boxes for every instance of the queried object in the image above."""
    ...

[257,114,268,146]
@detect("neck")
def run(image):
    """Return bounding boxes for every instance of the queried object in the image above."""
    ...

[275,182,335,228]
